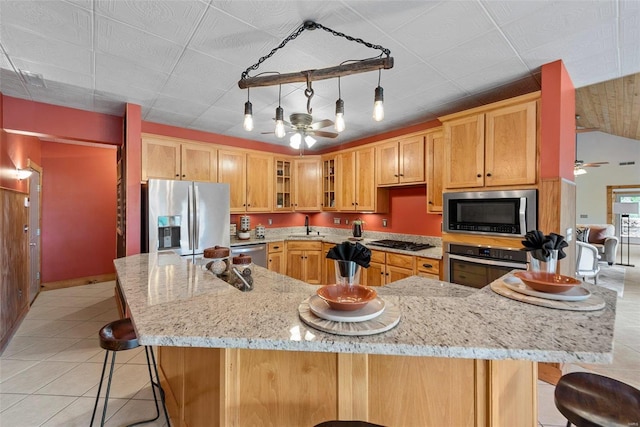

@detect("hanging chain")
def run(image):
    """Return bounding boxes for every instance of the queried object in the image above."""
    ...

[304,73,314,114]
[240,21,391,81]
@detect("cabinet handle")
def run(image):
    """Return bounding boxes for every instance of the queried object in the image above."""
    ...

[423,263,433,268]
[399,174,404,177]
[175,174,180,177]
[352,202,355,206]
[386,272,389,276]
[380,272,384,275]
[273,246,280,250]
[355,202,358,205]
[428,201,433,205]
[477,174,482,178]
[394,174,398,177]
[182,174,186,178]
[486,173,492,177]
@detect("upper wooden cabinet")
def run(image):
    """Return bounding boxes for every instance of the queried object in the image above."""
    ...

[274,159,293,211]
[293,157,321,211]
[376,136,425,186]
[321,156,337,211]
[142,135,217,182]
[441,94,539,190]
[337,147,388,212]
[218,150,273,213]
[218,150,246,212]
[426,130,444,213]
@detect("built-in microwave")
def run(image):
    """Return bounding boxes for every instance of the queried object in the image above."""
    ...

[443,189,537,237]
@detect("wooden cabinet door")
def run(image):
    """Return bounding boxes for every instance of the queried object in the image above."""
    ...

[268,251,285,274]
[337,151,355,211]
[321,157,337,210]
[426,131,444,213]
[181,143,217,182]
[142,137,181,180]
[484,100,537,187]
[286,250,305,281]
[218,150,246,213]
[399,136,425,184]
[364,262,385,287]
[323,243,336,285]
[376,141,400,185]
[386,265,414,284]
[305,251,323,284]
[274,159,293,211]
[246,153,273,212]
[443,114,484,189]
[355,147,376,211]
[294,158,321,211]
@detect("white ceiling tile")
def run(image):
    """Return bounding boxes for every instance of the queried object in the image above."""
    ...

[502,1,617,53]
[94,53,168,93]
[144,108,196,128]
[95,16,184,74]
[1,24,93,74]
[151,96,212,118]
[11,57,94,90]
[345,1,441,34]
[429,30,520,80]
[160,78,228,107]
[1,0,92,48]
[170,49,238,91]
[95,77,158,106]
[62,0,92,11]
[406,80,466,106]
[92,94,126,116]
[429,95,483,117]
[455,57,533,93]
[564,49,620,88]
[620,9,640,48]
[0,68,31,99]
[392,1,496,58]
[621,44,640,77]
[480,0,552,26]
[95,0,208,45]
[190,104,244,133]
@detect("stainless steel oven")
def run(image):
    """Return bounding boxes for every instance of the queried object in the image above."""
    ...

[444,243,529,289]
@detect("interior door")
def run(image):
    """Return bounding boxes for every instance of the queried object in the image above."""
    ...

[28,168,41,304]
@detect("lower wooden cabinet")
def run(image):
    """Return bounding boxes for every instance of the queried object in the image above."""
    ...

[286,241,322,284]
[416,256,441,280]
[322,243,336,285]
[267,241,285,274]
[362,251,415,286]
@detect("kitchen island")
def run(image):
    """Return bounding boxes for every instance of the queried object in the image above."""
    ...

[114,252,616,427]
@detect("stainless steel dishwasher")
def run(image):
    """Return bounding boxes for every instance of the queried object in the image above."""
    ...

[230,243,267,268]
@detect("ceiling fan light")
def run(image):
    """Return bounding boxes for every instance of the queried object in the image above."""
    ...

[373,86,384,122]
[304,134,316,148]
[574,167,587,176]
[274,106,286,138]
[243,101,254,131]
[290,132,301,149]
[335,98,345,132]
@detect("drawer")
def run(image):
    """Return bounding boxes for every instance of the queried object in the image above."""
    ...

[370,250,386,264]
[323,242,335,253]
[416,257,440,275]
[417,272,439,280]
[268,241,284,253]
[386,253,415,270]
[287,241,322,251]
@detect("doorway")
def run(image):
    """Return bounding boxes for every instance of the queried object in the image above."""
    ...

[27,161,42,304]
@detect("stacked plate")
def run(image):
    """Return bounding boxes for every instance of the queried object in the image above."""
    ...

[308,294,386,322]
[504,272,590,302]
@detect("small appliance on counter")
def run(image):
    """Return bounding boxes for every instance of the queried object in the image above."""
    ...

[255,224,266,239]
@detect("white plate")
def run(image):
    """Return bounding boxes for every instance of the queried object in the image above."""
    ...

[308,295,385,322]
[503,276,591,301]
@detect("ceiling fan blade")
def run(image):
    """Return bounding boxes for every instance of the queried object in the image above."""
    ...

[583,162,608,167]
[309,130,338,138]
[309,119,334,130]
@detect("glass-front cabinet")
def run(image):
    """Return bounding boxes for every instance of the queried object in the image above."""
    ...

[322,156,337,210]
[274,159,293,211]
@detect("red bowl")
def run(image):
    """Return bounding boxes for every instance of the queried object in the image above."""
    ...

[316,285,377,311]
[514,271,582,293]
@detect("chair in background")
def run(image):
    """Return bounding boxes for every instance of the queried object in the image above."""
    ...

[576,241,601,284]
[576,224,619,265]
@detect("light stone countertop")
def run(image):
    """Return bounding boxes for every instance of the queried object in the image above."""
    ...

[114,252,616,364]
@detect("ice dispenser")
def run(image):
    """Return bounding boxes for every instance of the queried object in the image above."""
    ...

[157,215,181,250]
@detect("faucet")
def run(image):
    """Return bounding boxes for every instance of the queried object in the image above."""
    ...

[305,215,311,235]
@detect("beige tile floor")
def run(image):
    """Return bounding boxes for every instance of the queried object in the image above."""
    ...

[1,246,638,427]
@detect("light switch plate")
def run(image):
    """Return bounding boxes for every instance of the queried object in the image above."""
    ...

[333,218,341,224]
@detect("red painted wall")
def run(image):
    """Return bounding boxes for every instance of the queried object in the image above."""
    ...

[40,141,117,282]
[540,61,575,180]
[0,132,41,193]
[3,96,123,145]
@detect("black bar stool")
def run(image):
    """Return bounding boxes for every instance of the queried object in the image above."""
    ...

[554,371,640,427]
[90,318,171,427]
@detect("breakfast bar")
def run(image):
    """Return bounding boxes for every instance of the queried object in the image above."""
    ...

[114,252,617,427]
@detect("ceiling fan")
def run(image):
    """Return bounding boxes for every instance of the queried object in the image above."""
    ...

[574,116,607,175]
[263,113,338,149]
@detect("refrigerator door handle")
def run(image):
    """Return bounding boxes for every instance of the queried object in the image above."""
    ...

[193,185,199,250]
[187,185,193,250]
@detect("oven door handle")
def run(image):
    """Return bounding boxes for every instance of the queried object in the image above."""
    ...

[447,253,527,270]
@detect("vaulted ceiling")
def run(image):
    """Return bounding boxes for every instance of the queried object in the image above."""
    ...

[1,1,639,149]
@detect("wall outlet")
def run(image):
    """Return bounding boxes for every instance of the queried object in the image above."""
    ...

[382,219,388,227]
[333,218,341,224]
[345,219,349,225]
[566,227,573,242]
[268,218,273,225]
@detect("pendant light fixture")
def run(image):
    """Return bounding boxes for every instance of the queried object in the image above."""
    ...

[372,70,384,122]
[334,76,345,133]
[243,88,254,131]
[274,84,286,138]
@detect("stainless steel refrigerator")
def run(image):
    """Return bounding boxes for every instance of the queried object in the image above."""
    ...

[148,179,230,262]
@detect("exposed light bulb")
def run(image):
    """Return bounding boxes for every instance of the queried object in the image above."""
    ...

[290,133,301,149]
[304,135,316,148]
[243,101,254,131]
[15,169,32,180]
[334,98,345,132]
[373,86,384,122]
[274,106,286,138]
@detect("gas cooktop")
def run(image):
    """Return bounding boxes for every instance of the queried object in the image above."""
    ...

[368,239,434,252]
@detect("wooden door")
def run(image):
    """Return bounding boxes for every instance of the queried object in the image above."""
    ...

[426,131,444,213]
[142,136,181,180]
[304,250,323,284]
[375,141,399,185]
[484,100,537,187]
[364,262,385,287]
[286,250,305,281]
[181,143,217,182]
[355,147,376,211]
[218,150,246,213]
[246,153,273,212]
[268,251,285,274]
[399,136,425,184]
[336,152,355,211]
[294,158,321,211]
[386,265,414,284]
[443,114,485,189]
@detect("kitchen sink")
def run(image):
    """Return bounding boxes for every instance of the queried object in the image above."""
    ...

[287,234,326,239]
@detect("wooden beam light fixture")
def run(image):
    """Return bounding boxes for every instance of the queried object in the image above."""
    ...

[238,20,394,144]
